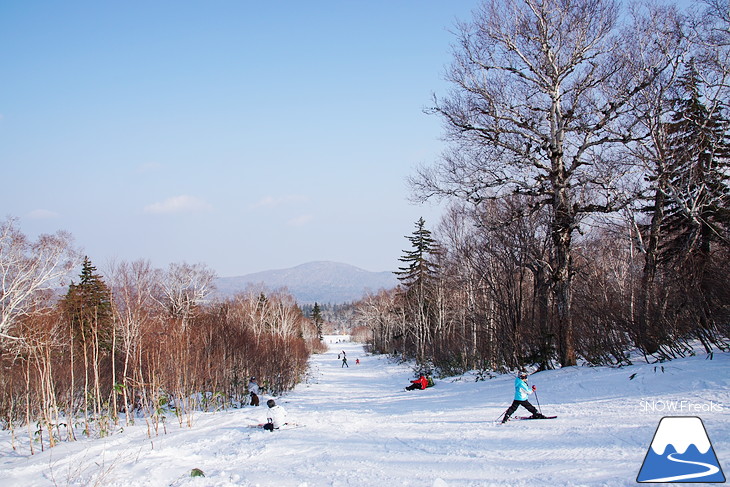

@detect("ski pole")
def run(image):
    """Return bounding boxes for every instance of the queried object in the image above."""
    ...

[495,408,508,423]
[533,387,542,414]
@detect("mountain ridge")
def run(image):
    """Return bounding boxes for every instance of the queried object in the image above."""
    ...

[214,261,398,304]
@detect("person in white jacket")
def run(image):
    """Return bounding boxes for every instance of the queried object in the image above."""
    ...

[264,399,288,431]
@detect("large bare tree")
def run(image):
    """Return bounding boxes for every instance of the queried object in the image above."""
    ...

[0,217,79,342]
[159,262,216,330]
[414,0,682,365]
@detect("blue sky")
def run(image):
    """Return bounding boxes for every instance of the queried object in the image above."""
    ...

[1,1,480,276]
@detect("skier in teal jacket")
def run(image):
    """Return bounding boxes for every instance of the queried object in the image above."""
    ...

[501,372,545,423]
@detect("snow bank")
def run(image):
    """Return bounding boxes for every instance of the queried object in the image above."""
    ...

[0,338,728,486]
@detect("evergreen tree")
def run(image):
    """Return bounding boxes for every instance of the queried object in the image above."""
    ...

[661,63,730,262]
[395,218,439,289]
[640,62,730,353]
[311,302,324,340]
[394,218,441,362]
[62,256,114,349]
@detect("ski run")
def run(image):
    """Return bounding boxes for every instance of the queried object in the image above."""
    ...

[1,337,728,487]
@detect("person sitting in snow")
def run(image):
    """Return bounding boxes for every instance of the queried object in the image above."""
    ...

[501,372,545,422]
[248,376,260,406]
[264,399,288,431]
[405,374,428,391]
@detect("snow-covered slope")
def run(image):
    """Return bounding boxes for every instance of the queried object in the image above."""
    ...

[1,341,728,486]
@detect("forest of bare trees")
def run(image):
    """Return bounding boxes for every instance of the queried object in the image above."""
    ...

[356,0,729,374]
[0,218,324,453]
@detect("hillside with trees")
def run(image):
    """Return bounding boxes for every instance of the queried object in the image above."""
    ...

[356,0,729,375]
[0,218,324,453]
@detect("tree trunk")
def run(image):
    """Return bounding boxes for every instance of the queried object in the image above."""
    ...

[534,264,553,370]
[552,186,576,366]
[637,173,666,355]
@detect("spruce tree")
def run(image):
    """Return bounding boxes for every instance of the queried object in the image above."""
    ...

[311,302,324,340]
[395,218,440,362]
[395,218,439,289]
[661,63,730,262]
[62,256,114,349]
[641,62,730,353]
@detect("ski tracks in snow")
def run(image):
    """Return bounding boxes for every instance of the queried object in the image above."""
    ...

[1,339,729,486]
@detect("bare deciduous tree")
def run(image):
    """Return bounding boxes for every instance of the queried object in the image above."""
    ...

[355,288,403,356]
[107,259,163,424]
[0,217,79,342]
[415,0,683,366]
[159,262,216,330]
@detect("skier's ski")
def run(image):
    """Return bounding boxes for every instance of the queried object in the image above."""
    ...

[494,415,557,425]
[511,415,557,420]
[247,423,304,429]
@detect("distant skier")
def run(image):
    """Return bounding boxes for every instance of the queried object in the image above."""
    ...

[405,374,428,391]
[355,358,360,365]
[342,356,349,368]
[501,372,545,422]
[248,377,260,407]
[264,399,288,431]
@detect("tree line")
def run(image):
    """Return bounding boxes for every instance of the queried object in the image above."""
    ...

[356,0,729,374]
[0,217,324,453]
[301,302,360,336]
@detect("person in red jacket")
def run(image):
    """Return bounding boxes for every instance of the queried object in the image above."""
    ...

[405,375,428,391]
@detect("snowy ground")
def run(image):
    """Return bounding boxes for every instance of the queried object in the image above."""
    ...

[1,337,728,487]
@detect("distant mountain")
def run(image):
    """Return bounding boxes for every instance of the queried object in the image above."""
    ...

[214,261,398,304]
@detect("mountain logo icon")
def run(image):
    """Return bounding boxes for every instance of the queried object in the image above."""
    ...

[637,416,725,483]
